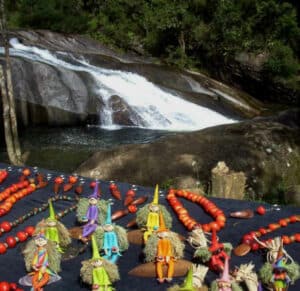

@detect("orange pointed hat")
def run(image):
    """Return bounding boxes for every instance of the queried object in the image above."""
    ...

[157,211,168,232]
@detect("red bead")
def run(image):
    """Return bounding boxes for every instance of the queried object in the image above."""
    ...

[256,206,266,215]
[0,282,10,291]
[289,215,297,223]
[251,242,260,251]
[126,189,135,196]
[16,231,28,242]
[282,235,291,244]
[9,283,17,290]
[0,243,7,254]
[5,236,17,248]
[109,183,117,191]
[24,226,35,236]
[0,221,11,232]
[0,208,7,216]
[242,234,254,245]
[295,234,300,242]
[258,228,267,235]
[279,219,288,227]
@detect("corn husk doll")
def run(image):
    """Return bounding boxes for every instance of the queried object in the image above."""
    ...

[194,229,232,273]
[143,212,184,283]
[77,182,108,241]
[35,199,71,253]
[80,234,120,291]
[210,257,242,291]
[94,202,128,263]
[259,242,300,291]
[167,265,209,291]
[19,231,62,290]
[136,184,172,242]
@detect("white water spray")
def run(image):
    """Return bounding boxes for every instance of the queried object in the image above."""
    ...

[3,38,236,131]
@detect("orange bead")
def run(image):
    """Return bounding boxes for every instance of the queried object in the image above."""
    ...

[282,235,291,244]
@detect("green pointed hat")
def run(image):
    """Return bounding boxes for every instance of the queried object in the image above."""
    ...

[91,234,101,260]
[48,199,56,220]
[180,266,195,290]
[152,184,159,205]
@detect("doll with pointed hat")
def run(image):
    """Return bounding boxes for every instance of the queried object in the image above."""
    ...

[19,230,62,290]
[97,202,128,263]
[211,257,242,291]
[259,239,300,291]
[76,182,108,242]
[140,212,182,283]
[167,264,209,291]
[80,234,120,291]
[35,199,71,253]
[194,229,232,273]
[136,184,172,242]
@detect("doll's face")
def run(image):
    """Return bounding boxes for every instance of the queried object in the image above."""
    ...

[149,204,159,212]
[35,237,47,247]
[158,231,169,238]
[47,219,57,227]
[103,224,114,232]
[92,259,103,267]
[89,197,98,205]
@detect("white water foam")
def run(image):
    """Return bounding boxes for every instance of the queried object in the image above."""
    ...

[3,38,236,131]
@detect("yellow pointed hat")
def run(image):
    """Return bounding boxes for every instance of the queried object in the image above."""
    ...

[152,184,159,205]
[91,234,101,260]
[48,199,56,220]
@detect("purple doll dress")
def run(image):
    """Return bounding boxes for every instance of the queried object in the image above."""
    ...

[82,204,98,238]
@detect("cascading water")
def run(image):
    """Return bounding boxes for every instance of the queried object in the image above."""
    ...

[2,38,236,131]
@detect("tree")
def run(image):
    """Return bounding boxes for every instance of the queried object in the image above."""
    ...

[0,0,23,165]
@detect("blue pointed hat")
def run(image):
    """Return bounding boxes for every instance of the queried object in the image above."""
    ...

[89,181,99,199]
[105,202,112,225]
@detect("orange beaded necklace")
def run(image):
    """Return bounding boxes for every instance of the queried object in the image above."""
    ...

[166,189,226,232]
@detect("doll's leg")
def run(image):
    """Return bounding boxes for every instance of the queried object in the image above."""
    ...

[156,261,164,283]
[166,260,174,282]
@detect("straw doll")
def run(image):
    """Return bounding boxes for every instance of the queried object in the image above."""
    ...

[94,203,128,263]
[19,231,62,291]
[77,182,108,242]
[35,199,71,253]
[80,234,120,291]
[136,184,172,242]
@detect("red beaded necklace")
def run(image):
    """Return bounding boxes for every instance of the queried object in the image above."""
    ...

[234,215,300,256]
[166,189,226,231]
[0,195,77,255]
[0,169,8,184]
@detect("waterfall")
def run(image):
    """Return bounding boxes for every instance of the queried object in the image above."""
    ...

[1,38,236,131]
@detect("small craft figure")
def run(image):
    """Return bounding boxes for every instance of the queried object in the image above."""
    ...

[155,212,175,283]
[271,246,292,291]
[167,264,209,291]
[80,234,120,291]
[259,239,300,291]
[19,231,61,291]
[81,182,101,242]
[136,185,172,242]
[35,199,71,253]
[193,229,232,273]
[232,262,259,291]
[102,203,121,263]
[211,257,242,291]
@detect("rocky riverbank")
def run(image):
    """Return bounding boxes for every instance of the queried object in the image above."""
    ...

[76,109,300,203]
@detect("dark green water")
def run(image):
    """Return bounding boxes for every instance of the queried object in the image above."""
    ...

[0,126,174,173]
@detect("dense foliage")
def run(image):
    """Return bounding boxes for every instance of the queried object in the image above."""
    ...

[6,0,300,84]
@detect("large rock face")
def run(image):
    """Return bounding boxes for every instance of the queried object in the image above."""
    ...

[0,30,263,128]
[76,109,300,200]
